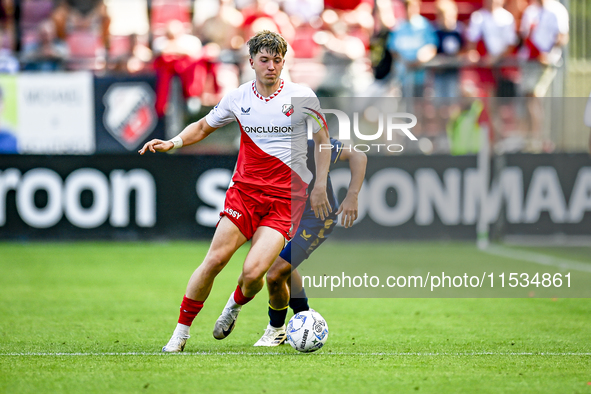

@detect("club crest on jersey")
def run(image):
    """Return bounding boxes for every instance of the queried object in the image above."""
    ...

[241,107,251,115]
[282,104,294,117]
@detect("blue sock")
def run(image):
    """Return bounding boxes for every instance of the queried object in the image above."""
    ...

[268,303,288,328]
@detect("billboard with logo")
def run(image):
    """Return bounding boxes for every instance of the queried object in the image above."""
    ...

[0,72,164,154]
[0,72,95,154]
[0,74,18,154]
[0,153,590,240]
[94,75,165,153]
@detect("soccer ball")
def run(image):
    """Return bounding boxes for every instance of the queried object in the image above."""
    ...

[286,310,329,353]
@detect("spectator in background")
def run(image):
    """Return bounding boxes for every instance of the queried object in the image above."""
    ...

[52,0,110,70]
[108,33,152,74]
[387,0,437,97]
[0,86,17,154]
[150,0,192,38]
[370,0,405,83]
[103,0,150,70]
[0,47,18,73]
[20,0,56,50]
[519,0,569,97]
[152,19,202,59]
[0,0,14,50]
[153,20,219,116]
[195,0,244,63]
[433,0,464,97]
[314,8,366,96]
[504,0,528,33]
[464,0,518,97]
[281,0,324,23]
[0,9,18,73]
[517,0,569,152]
[21,20,69,71]
[104,0,149,39]
[240,0,295,45]
[331,0,374,49]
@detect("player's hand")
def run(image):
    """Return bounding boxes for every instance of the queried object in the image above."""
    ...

[310,186,331,221]
[138,139,174,155]
[336,194,358,228]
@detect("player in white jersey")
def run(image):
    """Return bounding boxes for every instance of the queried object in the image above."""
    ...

[139,30,331,352]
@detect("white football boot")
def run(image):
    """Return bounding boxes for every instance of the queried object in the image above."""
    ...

[213,294,242,340]
[253,324,287,347]
[162,332,190,353]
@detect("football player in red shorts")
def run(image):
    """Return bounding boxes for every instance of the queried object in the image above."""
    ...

[139,30,331,352]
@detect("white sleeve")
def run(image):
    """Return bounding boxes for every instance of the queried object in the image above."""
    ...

[505,18,518,46]
[301,90,325,134]
[520,7,534,38]
[466,11,483,43]
[205,93,235,128]
[585,93,591,128]
[556,4,569,34]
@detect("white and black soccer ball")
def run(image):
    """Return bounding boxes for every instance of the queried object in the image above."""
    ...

[286,310,329,353]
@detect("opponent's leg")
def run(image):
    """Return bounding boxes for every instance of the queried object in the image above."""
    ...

[289,268,310,314]
[253,255,292,346]
[163,217,247,352]
[213,225,285,340]
[266,256,292,325]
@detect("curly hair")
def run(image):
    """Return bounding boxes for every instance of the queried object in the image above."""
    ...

[246,30,288,58]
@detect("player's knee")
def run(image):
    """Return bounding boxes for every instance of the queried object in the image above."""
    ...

[203,251,230,273]
[241,269,265,287]
[266,274,283,294]
[266,265,289,285]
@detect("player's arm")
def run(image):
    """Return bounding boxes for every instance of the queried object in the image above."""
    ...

[310,126,332,220]
[336,148,367,228]
[138,117,218,154]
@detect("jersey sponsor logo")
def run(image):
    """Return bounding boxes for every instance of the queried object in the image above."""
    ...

[224,208,242,219]
[242,125,293,134]
[282,104,294,117]
[241,107,251,115]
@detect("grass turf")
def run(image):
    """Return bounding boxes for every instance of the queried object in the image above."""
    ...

[0,242,590,393]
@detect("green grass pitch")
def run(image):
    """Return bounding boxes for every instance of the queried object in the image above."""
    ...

[0,242,590,393]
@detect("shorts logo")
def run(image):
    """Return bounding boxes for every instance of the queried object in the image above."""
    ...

[300,230,312,241]
[282,104,294,117]
[241,107,251,115]
[225,208,242,219]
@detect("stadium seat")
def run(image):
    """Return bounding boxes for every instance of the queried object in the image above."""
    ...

[108,35,132,58]
[150,0,192,37]
[66,30,106,70]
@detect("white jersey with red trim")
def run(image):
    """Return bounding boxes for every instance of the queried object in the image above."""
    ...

[205,79,325,199]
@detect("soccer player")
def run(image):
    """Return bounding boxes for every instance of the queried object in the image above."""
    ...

[254,138,367,346]
[139,30,331,352]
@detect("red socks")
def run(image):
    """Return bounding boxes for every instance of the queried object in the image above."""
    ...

[233,285,254,305]
[178,295,204,326]
[177,287,252,326]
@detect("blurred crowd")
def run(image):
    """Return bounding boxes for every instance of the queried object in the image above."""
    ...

[0,0,569,99]
[0,0,575,155]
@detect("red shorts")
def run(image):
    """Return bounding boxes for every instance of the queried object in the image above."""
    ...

[221,184,306,241]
